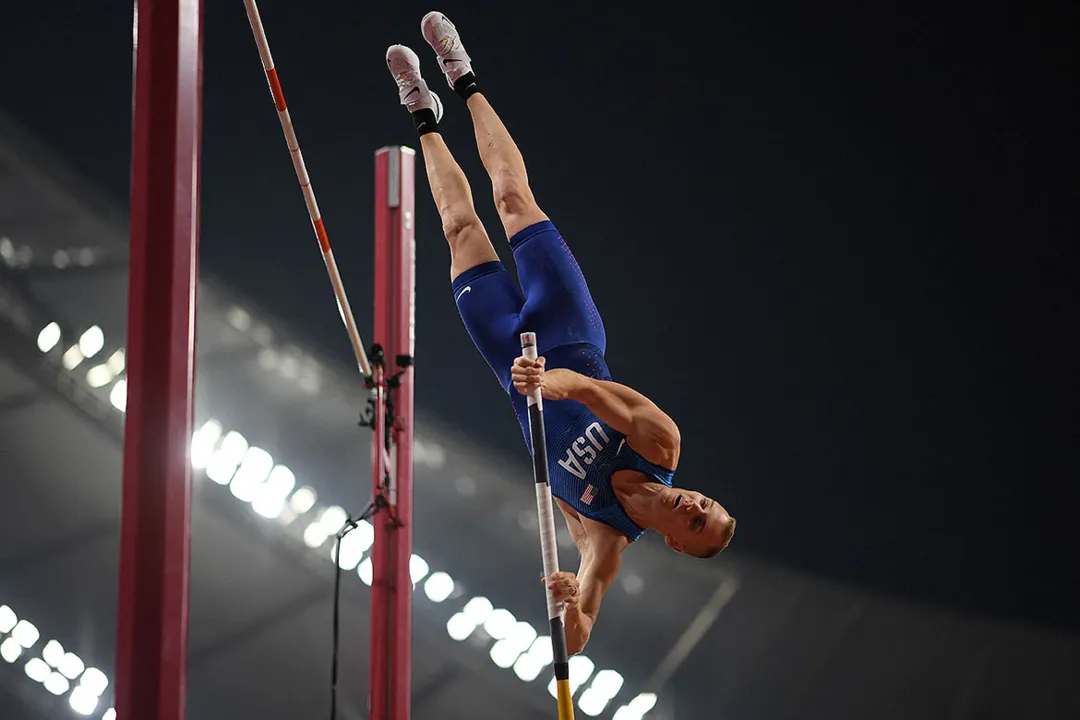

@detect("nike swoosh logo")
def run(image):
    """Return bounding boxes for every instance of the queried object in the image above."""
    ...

[405,86,420,98]
[455,286,472,301]
[617,438,626,455]
[443,58,461,65]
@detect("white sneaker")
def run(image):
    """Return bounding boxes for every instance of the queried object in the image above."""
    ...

[385,44,443,121]
[420,11,473,87]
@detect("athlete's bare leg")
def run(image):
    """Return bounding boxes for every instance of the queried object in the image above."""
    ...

[465,93,549,239]
[419,133,499,280]
[421,12,549,240]
[386,44,498,281]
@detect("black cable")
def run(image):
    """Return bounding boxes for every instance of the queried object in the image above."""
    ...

[330,499,381,720]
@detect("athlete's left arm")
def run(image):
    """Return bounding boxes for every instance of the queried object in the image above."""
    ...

[557,369,680,467]
[561,547,623,656]
[512,357,680,466]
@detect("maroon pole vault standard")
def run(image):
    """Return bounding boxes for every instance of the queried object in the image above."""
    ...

[371,147,417,720]
[116,2,203,720]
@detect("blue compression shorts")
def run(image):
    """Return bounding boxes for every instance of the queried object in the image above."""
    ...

[450,220,612,417]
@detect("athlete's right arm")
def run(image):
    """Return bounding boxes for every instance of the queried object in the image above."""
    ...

[512,358,680,467]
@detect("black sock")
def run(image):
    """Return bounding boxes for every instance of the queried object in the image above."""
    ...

[453,72,480,101]
[412,108,439,136]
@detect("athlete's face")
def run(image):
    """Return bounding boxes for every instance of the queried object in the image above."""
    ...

[657,487,734,557]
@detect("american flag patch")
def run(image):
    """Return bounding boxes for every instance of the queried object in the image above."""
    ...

[580,485,597,505]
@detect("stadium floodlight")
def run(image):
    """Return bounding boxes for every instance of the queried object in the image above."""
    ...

[578,670,625,718]
[589,668,625,698]
[190,420,223,470]
[505,621,538,655]
[352,519,375,553]
[44,671,70,696]
[569,655,596,694]
[86,365,113,388]
[578,688,610,716]
[289,486,317,514]
[42,640,64,667]
[79,667,109,696]
[357,557,373,586]
[12,620,40,649]
[68,686,98,715]
[230,447,273,502]
[512,651,544,682]
[78,326,105,359]
[0,638,22,663]
[25,657,50,682]
[550,655,596,698]
[489,638,522,669]
[319,506,348,535]
[445,612,476,642]
[482,608,516,640]
[103,709,116,720]
[333,530,365,571]
[423,571,454,603]
[0,604,17,633]
[109,379,127,412]
[303,522,329,549]
[527,635,554,666]
[58,652,85,680]
[252,465,296,519]
[107,349,126,374]
[37,323,61,353]
[206,431,248,484]
[462,596,494,625]
[613,692,659,720]
[409,554,430,584]
[62,345,85,370]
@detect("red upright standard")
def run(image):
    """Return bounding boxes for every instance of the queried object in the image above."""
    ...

[370,147,417,720]
[116,1,203,719]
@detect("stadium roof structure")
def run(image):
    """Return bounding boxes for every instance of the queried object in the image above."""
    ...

[1,111,1077,720]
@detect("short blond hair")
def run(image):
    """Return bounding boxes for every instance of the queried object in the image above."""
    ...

[694,515,736,559]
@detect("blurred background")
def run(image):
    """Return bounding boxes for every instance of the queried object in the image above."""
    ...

[0,2,1076,719]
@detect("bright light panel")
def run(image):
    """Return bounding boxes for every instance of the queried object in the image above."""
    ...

[462,596,493,625]
[357,557,373,586]
[109,379,127,412]
[230,447,273,502]
[489,638,522,669]
[12,620,40,648]
[42,640,64,667]
[445,613,476,642]
[289,486,317,514]
[512,651,544,682]
[0,638,22,663]
[0,605,16,633]
[483,608,516,640]
[25,657,50,682]
[79,667,109,695]
[59,652,85,680]
[423,572,454,603]
[78,326,104,358]
[44,671,71,696]
[37,323,61,352]
[409,554,430,584]
[69,686,98,715]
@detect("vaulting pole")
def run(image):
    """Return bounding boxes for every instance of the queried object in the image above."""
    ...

[521,332,575,720]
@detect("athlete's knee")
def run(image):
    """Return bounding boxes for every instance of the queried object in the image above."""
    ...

[440,208,485,246]
[492,170,538,218]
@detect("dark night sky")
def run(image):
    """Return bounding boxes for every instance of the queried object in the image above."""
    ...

[2,3,1075,628]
